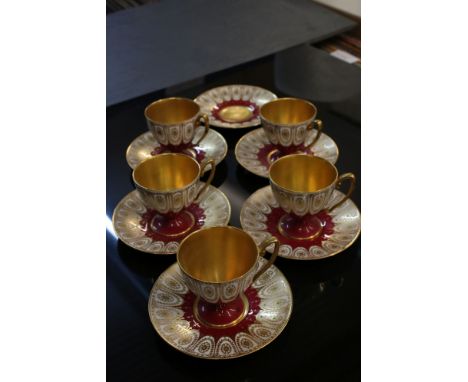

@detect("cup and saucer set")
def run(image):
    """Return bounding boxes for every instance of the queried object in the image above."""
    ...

[112,85,360,359]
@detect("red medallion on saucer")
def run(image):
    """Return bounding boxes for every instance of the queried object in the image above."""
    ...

[126,130,227,171]
[181,287,260,340]
[148,259,292,359]
[140,204,206,243]
[240,186,361,260]
[194,85,277,128]
[151,142,206,164]
[212,100,259,123]
[256,143,314,169]
[235,128,339,178]
[112,185,231,255]
[266,208,334,248]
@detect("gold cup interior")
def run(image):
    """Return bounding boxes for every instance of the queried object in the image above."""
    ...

[133,153,199,191]
[270,154,337,192]
[178,227,258,283]
[260,98,316,124]
[145,98,199,125]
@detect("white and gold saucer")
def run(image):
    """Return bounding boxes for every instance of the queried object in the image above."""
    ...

[148,258,292,359]
[126,129,227,171]
[112,184,231,254]
[240,186,360,260]
[194,85,277,129]
[235,128,339,178]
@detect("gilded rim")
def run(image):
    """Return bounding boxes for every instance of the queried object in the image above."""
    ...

[132,153,202,193]
[112,184,232,255]
[177,225,259,285]
[194,85,277,129]
[126,129,228,171]
[144,97,200,126]
[148,260,293,359]
[234,128,339,178]
[240,186,361,260]
[259,97,317,127]
[269,154,338,195]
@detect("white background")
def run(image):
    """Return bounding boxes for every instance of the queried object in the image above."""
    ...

[1,1,467,381]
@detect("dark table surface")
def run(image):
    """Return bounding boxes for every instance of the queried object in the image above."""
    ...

[107,56,361,382]
[106,0,355,106]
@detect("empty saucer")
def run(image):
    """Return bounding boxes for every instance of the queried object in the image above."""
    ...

[194,85,277,128]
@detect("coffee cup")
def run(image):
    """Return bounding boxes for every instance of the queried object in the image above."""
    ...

[145,97,210,147]
[132,153,215,237]
[269,154,355,241]
[177,226,279,328]
[260,97,323,151]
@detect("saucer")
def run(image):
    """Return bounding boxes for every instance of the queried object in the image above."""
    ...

[240,186,360,260]
[126,129,228,170]
[194,85,277,129]
[148,258,292,359]
[112,184,231,254]
[235,128,339,178]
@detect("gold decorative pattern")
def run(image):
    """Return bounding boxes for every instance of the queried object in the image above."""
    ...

[126,129,228,170]
[240,186,361,260]
[260,98,322,148]
[148,259,293,359]
[145,97,209,146]
[235,128,339,178]
[133,154,215,214]
[177,227,279,304]
[112,184,231,255]
[269,154,354,217]
[194,85,277,129]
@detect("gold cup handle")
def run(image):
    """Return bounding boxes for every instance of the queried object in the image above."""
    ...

[195,158,216,201]
[193,113,210,145]
[253,237,279,282]
[305,119,323,149]
[328,173,356,213]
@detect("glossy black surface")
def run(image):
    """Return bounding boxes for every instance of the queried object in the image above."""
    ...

[107,56,360,381]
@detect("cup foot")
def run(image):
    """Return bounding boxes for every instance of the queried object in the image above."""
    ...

[193,293,249,329]
[278,213,323,241]
[150,211,195,238]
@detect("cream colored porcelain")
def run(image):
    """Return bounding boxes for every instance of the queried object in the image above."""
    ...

[112,185,231,255]
[126,129,227,170]
[148,259,293,358]
[234,127,338,178]
[133,153,215,214]
[240,186,361,260]
[145,97,209,146]
[194,85,277,128]
[269,154,355,217]
[177,226,279,304]
[260,98,322,149]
